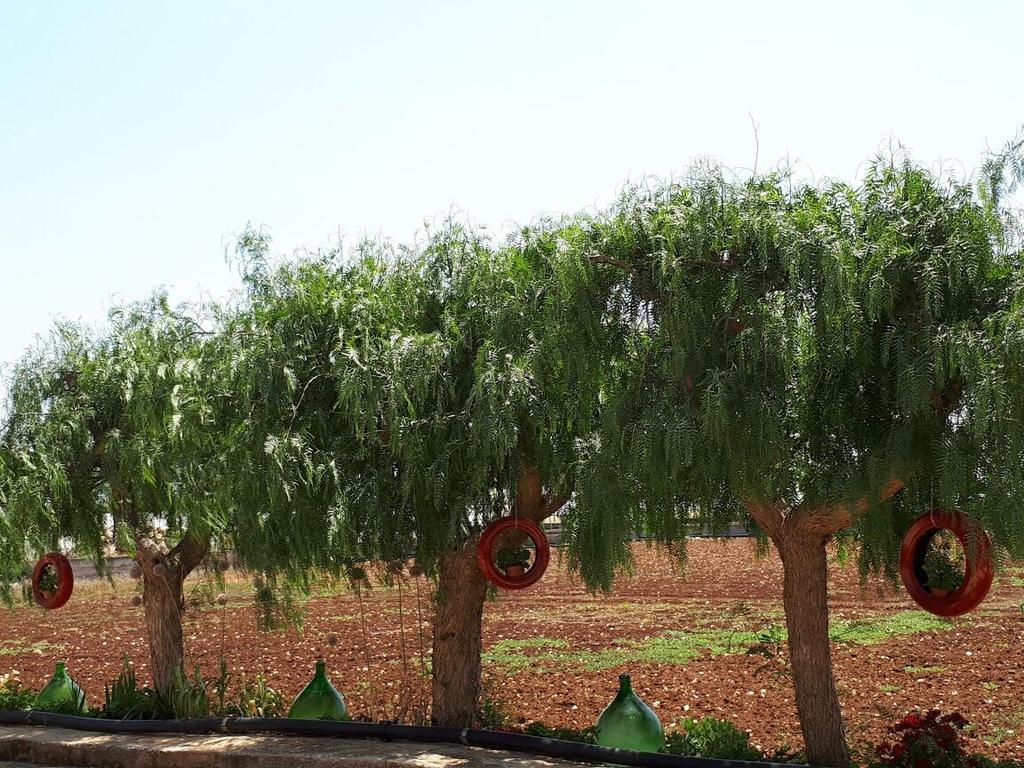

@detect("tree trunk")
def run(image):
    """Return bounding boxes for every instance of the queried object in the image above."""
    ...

[142,564,187,692]
[776,531,850,768]
[744,499,852,768]
[431,536,489,727]
[134,529,209,692]
[430,465,573,727]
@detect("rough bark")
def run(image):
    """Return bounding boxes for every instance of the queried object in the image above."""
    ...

[430,466,571,727]
[777,528,850,767]
[134,529,209,692]
[745,481,902,768]
[430,536,490,727]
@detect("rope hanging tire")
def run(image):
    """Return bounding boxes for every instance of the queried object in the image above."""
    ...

[899,509,993,617]
[31,552,74,610]
[476,517,550,591]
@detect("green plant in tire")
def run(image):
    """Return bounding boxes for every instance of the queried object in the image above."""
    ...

[37,564,60,595]
[495,546,531,577]
[922,531,965,595]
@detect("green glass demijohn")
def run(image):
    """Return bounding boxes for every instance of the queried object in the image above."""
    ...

[595,674,664,752]
[288,660,348,720]
[34,662,88,714]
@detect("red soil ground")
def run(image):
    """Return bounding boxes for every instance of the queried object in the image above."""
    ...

[2,539,1023,762]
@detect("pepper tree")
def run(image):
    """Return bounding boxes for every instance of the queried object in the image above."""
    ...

[222,231,414,610]
[555,154,1024,766]
[0,296,233,690]
[228,222,627,727]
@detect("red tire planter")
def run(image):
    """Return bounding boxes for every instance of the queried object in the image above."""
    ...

[476,517,550,591]
[31,552,74,610]
[899,510,993,617]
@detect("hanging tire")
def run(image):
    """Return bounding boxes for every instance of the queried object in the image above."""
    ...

[31,552,75,610]
[476,517,550,591]
[899,509,992,617]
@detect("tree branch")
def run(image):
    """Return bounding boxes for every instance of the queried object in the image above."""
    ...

[167,528,210,576]
[587,254,635,273]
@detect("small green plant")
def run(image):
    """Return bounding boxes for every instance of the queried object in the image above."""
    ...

[0,672,35,712]
[37,565,59,594]
[479,697,510,730]
[158,666,210,719]
[103,657,158,719]
[227,673,285,718]
[662,717,762,761]
[495,546,531,573]
[922,531,966,593]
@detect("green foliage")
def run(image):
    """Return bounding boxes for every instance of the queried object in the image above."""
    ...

[103,658,158,719]
[160,665,210,719]
[478,697,510,730]
[549,151,1024,577]
[227,673,285,718]
[485,612,949,675]
[923,531,966,592]
[0,672,35,712]
[663,717,762,760]
[495,546,531,571]
[36,564,59,594]
[99,658,284,720]
[0,294,235,616]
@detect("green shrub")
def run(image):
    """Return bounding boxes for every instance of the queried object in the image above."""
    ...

[922,532,965,593]
[478,698,510,730]
[224,673,285,718]
[663,717,762,761]
[160,666,210,719]
[102,658,283,720]
[0,673,35,712]
[103,658,158,719]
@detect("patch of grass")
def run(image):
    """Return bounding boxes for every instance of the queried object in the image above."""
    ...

[829,611,952,645]
[635,629,762,665]
[983,681,1000,691]
[483,637,570,671]
[983,710,1024,747]
[484,629,766,672]
[878,683,900,693]
[484,611,955,674]
[0,640,62,656]
[903,665,947,676]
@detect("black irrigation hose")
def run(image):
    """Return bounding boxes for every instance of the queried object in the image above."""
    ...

[0,711,803,768]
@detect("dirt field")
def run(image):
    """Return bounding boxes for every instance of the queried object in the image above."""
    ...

[2,539,1023,763]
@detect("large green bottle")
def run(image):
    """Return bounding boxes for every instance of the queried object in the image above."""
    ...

[34,662,88,714]
[288,660,348,720]
[595,674,663,752]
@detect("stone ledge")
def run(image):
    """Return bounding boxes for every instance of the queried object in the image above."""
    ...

[0,725,583,768]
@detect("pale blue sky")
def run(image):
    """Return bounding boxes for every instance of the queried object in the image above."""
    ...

[1,1,1021,380]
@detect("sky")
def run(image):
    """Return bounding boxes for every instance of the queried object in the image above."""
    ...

[1,0,1021,385]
